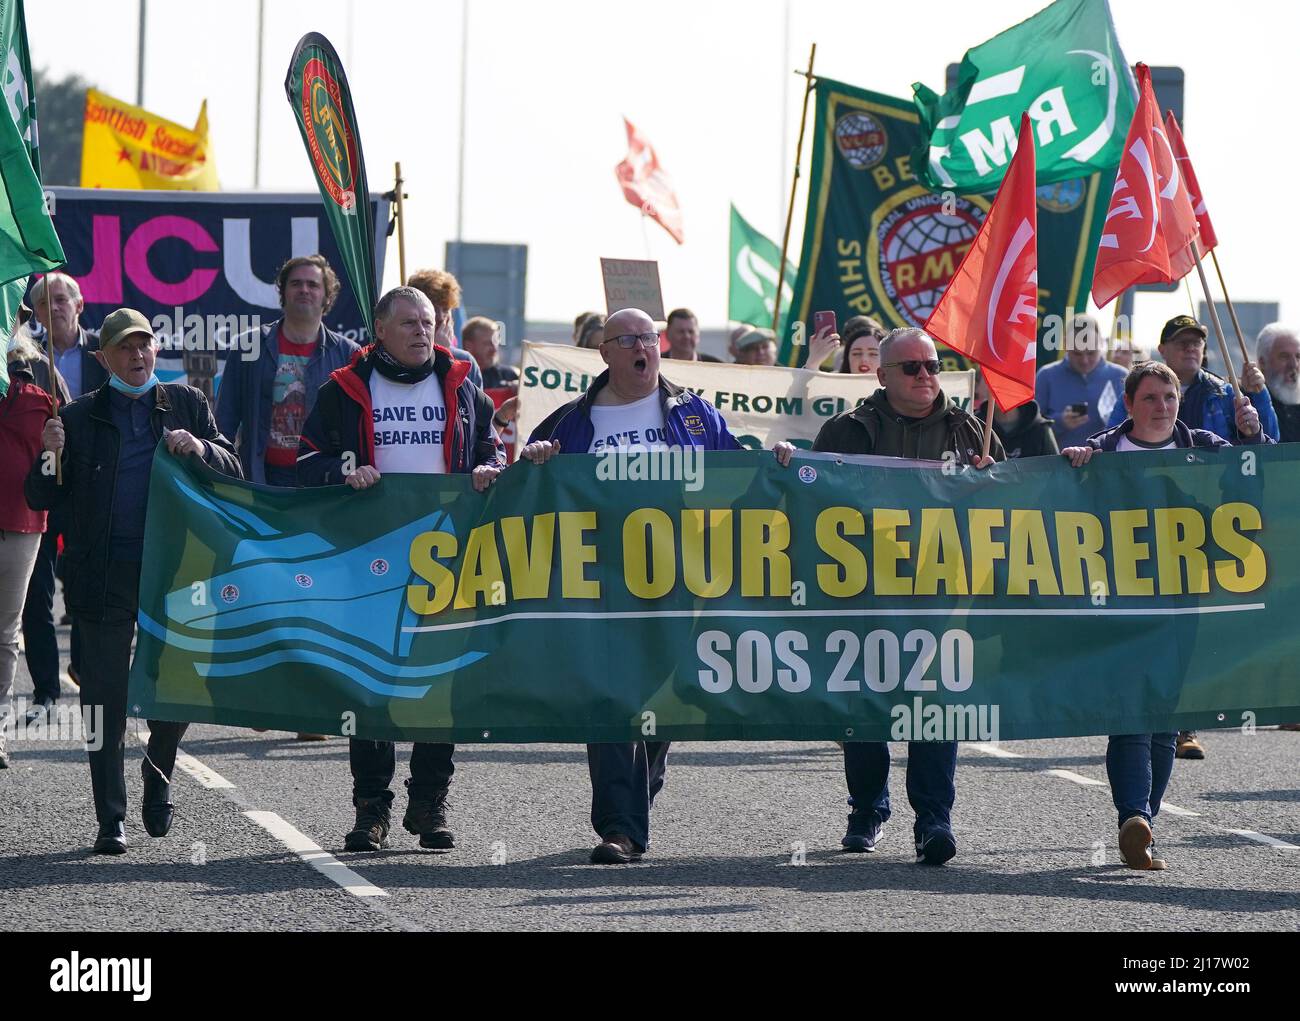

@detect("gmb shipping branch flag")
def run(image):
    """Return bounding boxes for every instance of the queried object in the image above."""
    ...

[925,113,1039,411]
[130,443,1300,743]
[912,0,1136,193]
[80,88,218,190]
[779,76,1112,370]
[285,33,379,338]
[729,204,795,328]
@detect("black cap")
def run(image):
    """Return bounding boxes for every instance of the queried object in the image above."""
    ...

[1160,314,1208,346]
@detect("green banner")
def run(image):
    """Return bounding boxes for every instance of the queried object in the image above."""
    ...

[729,203,795,328]
[130,444,1300,743]
[284,32,378,339]
[912,0,1136,192]
[779,77,1112,369]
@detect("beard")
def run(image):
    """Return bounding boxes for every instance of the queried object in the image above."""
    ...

[1268,375,1300,406]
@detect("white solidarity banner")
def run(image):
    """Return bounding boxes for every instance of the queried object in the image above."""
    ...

[515,341,974,450]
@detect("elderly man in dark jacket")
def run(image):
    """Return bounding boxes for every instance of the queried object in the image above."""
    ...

[298,286,504,855]
[26,308,242,855]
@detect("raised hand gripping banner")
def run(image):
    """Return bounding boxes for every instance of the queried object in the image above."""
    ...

[129,445,1300,743]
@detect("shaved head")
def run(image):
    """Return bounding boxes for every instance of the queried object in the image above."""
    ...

[604,307,656,342]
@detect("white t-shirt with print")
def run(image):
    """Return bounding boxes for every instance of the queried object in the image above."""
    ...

[587,391,669,453]
[370,372,448,474]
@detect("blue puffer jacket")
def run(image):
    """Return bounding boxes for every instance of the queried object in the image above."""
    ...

[527,370,740,452]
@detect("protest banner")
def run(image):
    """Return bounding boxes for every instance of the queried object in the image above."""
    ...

[129,443,1300,743]
[600,258,664,320]
[514,341,972,450]
[39,187,389,393]
[80,88,218,190]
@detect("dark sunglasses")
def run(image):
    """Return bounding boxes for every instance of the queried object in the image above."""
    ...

[883,359,941,376]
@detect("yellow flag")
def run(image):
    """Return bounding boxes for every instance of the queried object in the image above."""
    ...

[80,88,218,190]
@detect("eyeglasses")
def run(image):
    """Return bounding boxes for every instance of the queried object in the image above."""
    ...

[883,359,941,376]
[602,332,660,350]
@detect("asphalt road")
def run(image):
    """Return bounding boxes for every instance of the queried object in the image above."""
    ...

[2,604,1297,932]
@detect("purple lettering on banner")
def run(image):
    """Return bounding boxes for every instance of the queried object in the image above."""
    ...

[124,215,219,304]
[77,215,124,304]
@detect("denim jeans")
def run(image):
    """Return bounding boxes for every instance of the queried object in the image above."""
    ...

[843,740,957,839]
[1106,733,1177,828]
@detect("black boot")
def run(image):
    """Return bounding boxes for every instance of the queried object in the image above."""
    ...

[343,796,391,852]
[141,759,175,838]
[402,784,454,850]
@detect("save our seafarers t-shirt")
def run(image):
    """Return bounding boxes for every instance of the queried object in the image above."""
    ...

[369,371,448,474]
[266,328,318,468]
[586,390,669,453]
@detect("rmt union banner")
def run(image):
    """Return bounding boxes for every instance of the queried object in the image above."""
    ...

[129,446,1300,743]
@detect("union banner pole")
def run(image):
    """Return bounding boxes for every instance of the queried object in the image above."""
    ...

[773,43,816,344]
[1189,240,1240,392]
[393,162,407,284]
[1210,249,1253,364]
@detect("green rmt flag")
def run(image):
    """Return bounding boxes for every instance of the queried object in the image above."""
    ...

[285,33,379,339]
[728,204,795,327]
[912,0,1136,193]
[0,0,63,397]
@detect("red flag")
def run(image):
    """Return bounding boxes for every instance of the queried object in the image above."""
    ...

[1091,64,1200,307]
[924,113,1038,412]
[614,118,684,244]
[1165,112,1218,281]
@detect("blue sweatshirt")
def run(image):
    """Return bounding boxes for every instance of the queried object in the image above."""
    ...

[1035,357,1129,448]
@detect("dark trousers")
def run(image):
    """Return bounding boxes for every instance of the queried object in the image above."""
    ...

[843,741,957,840]
[349,740,455,807]
[21,528,60,703]
[587,741,670,852]
[75,561,187,825]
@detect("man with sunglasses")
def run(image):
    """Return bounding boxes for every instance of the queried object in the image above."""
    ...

[520,307,740,864]
[775,327,1001,865]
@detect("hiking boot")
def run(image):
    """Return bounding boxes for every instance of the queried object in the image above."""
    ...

[841,809,884,853]
[1119,816,1154,870]
[591,833,641,864]
[1175,731,1205,759]
[402,789,454,850]
[343,796,391,852]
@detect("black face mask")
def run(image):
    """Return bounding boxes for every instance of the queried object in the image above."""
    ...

[372,341,435,384]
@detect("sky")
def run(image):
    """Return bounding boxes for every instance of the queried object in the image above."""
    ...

[26,0,1300,341]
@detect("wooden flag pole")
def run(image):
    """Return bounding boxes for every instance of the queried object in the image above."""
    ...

[980,388,995,461]
[43,273,62,485]
[393,162,407,284]
[773,43,816,344]
[1209,249,1252,365]
[1189,241,1239,393]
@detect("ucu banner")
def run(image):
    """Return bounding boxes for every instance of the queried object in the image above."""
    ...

[40,188,391,394]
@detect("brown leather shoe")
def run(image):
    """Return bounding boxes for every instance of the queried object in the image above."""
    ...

[591,833,642,864]
[1175,731,1205,759]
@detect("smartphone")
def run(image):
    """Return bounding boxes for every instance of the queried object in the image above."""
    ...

[814,310,837,336]
[1067,402,1089,416]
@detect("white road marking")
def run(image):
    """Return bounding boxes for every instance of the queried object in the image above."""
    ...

[244,811,389,897]
[969,742,1024,759]
[1159,802,1201,818]
[1221,829,1300,850]
[1044,768,1106,787]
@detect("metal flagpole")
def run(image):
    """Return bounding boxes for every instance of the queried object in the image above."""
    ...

[253,0,264,188]
[456,0,469,242]
[136,0,147,106]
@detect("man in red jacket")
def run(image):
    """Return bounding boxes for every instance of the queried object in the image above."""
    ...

[0,350,55,768]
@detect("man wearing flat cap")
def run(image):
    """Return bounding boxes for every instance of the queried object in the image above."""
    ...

[25,308,242,855]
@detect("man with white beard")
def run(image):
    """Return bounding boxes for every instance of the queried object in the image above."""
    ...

[1256,323,1300,443]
